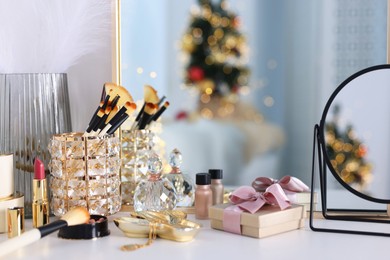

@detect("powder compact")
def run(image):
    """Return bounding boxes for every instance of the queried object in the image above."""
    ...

[58,215,110,239]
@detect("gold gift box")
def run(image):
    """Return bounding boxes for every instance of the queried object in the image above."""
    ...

[209,203,305,239]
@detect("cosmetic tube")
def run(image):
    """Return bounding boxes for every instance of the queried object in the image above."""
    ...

[32,159,49,228]
[209,169,224,205]
[195,173,212,220]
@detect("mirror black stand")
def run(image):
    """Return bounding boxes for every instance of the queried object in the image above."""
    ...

[309,124,390,237]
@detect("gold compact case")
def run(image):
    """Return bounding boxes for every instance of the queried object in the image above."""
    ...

[114,210,201,242]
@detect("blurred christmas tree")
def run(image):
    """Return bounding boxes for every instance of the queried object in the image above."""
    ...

[181,0,250,101]
[325,104,372,191]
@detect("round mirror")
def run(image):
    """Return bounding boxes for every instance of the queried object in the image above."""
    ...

[320,64,390,203]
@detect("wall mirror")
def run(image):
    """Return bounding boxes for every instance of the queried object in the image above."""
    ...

[310,64,390,236]
[117,0,388,187]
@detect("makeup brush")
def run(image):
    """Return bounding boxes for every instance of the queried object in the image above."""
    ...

[133,102,146,126]
[137,103,157,130]
[87,101,104,129]
[91,106,111,136]
[144,85,159,104]
[100,84,106,102]
[98,102,136,136]
[149,101,170,124]
[0,207,89,258]
[107,113,129,135]
[107,102,135,128]
[157,95,166,107]
[103,83,134,107]
[105,105,119,124]
[109,94,120,109]
[101,90,112,110]
[87,85,108,131]
[86,108,105,133]
[131,85,159,130]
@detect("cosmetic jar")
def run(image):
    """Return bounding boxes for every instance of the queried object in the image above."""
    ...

[0,153,24,233]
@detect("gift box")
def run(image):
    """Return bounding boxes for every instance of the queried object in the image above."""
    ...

[251,176,317,212]
[209,203,305,239]
[285,191,318,212]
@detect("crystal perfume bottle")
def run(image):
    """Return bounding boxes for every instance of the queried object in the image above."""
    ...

[165,149,195,207]
[133,153,177,212]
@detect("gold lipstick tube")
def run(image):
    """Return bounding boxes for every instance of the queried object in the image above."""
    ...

[32,179,50,228]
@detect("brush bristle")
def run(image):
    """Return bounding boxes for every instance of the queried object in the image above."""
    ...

[125,102,137,115]
[104,83,134,106]
[105,106,112,114]
[144,103,157,115]
[144,85,159,104]
[60,207,90,226]
[106,106,119,123]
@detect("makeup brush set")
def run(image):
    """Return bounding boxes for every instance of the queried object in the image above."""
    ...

[85,83,169,136]
[85,83,137,136]
[130,85,170,131]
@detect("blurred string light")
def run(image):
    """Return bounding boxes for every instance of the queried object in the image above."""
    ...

[150,71,157,78]
[134,67,158,79]
[136,67,143,74]
[263,96,274,107]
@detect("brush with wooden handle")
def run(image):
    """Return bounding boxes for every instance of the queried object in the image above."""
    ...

[0,207,89,258]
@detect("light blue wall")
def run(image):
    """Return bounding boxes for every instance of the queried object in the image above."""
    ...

[121,0,168,100]
[120,0,388,186]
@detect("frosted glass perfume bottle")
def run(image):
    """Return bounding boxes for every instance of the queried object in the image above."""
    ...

[133,153,178,212]
[165,149,195,207]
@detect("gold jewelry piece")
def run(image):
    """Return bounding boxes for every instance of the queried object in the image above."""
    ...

[114,210,201,244]
[120,222,157,251]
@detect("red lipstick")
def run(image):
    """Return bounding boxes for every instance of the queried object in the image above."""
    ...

[34,158,45,180]
[32,158,49,228]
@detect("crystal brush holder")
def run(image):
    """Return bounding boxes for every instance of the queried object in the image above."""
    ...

[48,132,121,216]
[121,129,157,205]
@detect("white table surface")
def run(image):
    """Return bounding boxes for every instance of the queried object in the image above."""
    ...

[0,210,389,260]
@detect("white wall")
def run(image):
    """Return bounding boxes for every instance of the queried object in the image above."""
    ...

[66,3,114,132]
[66,42,113,132]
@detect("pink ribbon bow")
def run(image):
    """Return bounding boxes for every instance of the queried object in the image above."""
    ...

[252,176,309,193]
[222,184,290,234]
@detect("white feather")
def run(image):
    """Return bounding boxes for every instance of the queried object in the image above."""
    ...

[0,0,111,73]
